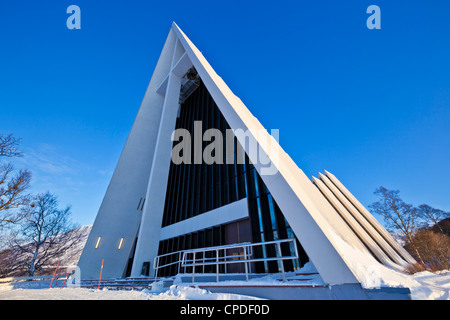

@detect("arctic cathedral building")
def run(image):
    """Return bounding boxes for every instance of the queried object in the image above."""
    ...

[77,23,415,299]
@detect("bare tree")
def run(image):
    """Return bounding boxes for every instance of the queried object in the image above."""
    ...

[8,192,82,276]
[0,134,32,227]
[0,232,29,277]
[369,187,425,264]
[404,229,450,272]
[0,134,23,158]
[417,204,450,234]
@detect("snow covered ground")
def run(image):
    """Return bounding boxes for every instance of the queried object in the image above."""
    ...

[405,270,450,300]
[0,266,448,300]
[0,283,261,300]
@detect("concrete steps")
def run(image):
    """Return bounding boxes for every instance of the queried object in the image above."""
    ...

[80,277,173,290]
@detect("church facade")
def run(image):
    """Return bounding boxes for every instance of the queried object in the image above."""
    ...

[77,23,415,298]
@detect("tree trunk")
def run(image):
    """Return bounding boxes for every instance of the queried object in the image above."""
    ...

[406,235,426,265]
[28,244,40,277]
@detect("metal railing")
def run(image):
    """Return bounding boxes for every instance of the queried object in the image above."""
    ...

[153,250,186,280]
[153,238,299,282]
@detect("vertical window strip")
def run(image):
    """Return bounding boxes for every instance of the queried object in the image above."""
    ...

[95,236,101,249]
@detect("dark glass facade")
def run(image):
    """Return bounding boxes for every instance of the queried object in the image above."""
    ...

[162,79,246,227]
[157,80,308,277]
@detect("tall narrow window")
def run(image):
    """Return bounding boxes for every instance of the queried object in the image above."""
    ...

[95,236,101,249]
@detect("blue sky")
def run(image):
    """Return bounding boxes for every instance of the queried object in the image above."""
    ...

[0,1,449,226]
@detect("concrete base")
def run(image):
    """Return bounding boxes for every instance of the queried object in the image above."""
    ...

[193,284,411,300]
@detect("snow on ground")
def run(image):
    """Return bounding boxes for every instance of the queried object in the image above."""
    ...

[407,270,450,300]
[0,283,262,300]
[0,261,448,300]
[0,272,448,300]
[327,229,450,299]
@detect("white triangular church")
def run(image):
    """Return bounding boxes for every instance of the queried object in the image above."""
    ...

[77,23,415,298]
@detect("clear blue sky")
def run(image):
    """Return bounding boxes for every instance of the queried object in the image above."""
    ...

[1,1,449,226]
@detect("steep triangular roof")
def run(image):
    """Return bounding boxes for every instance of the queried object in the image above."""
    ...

[79,23,414,286]
[136,22,415,284]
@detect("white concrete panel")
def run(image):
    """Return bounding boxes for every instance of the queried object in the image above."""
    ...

[318,172,408,266]
[156,74,169,96]
[324,171,416,264]
[159,198,249,241]
[172,52,194,78]
[312,176,404,271]
[130,40,184,277]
